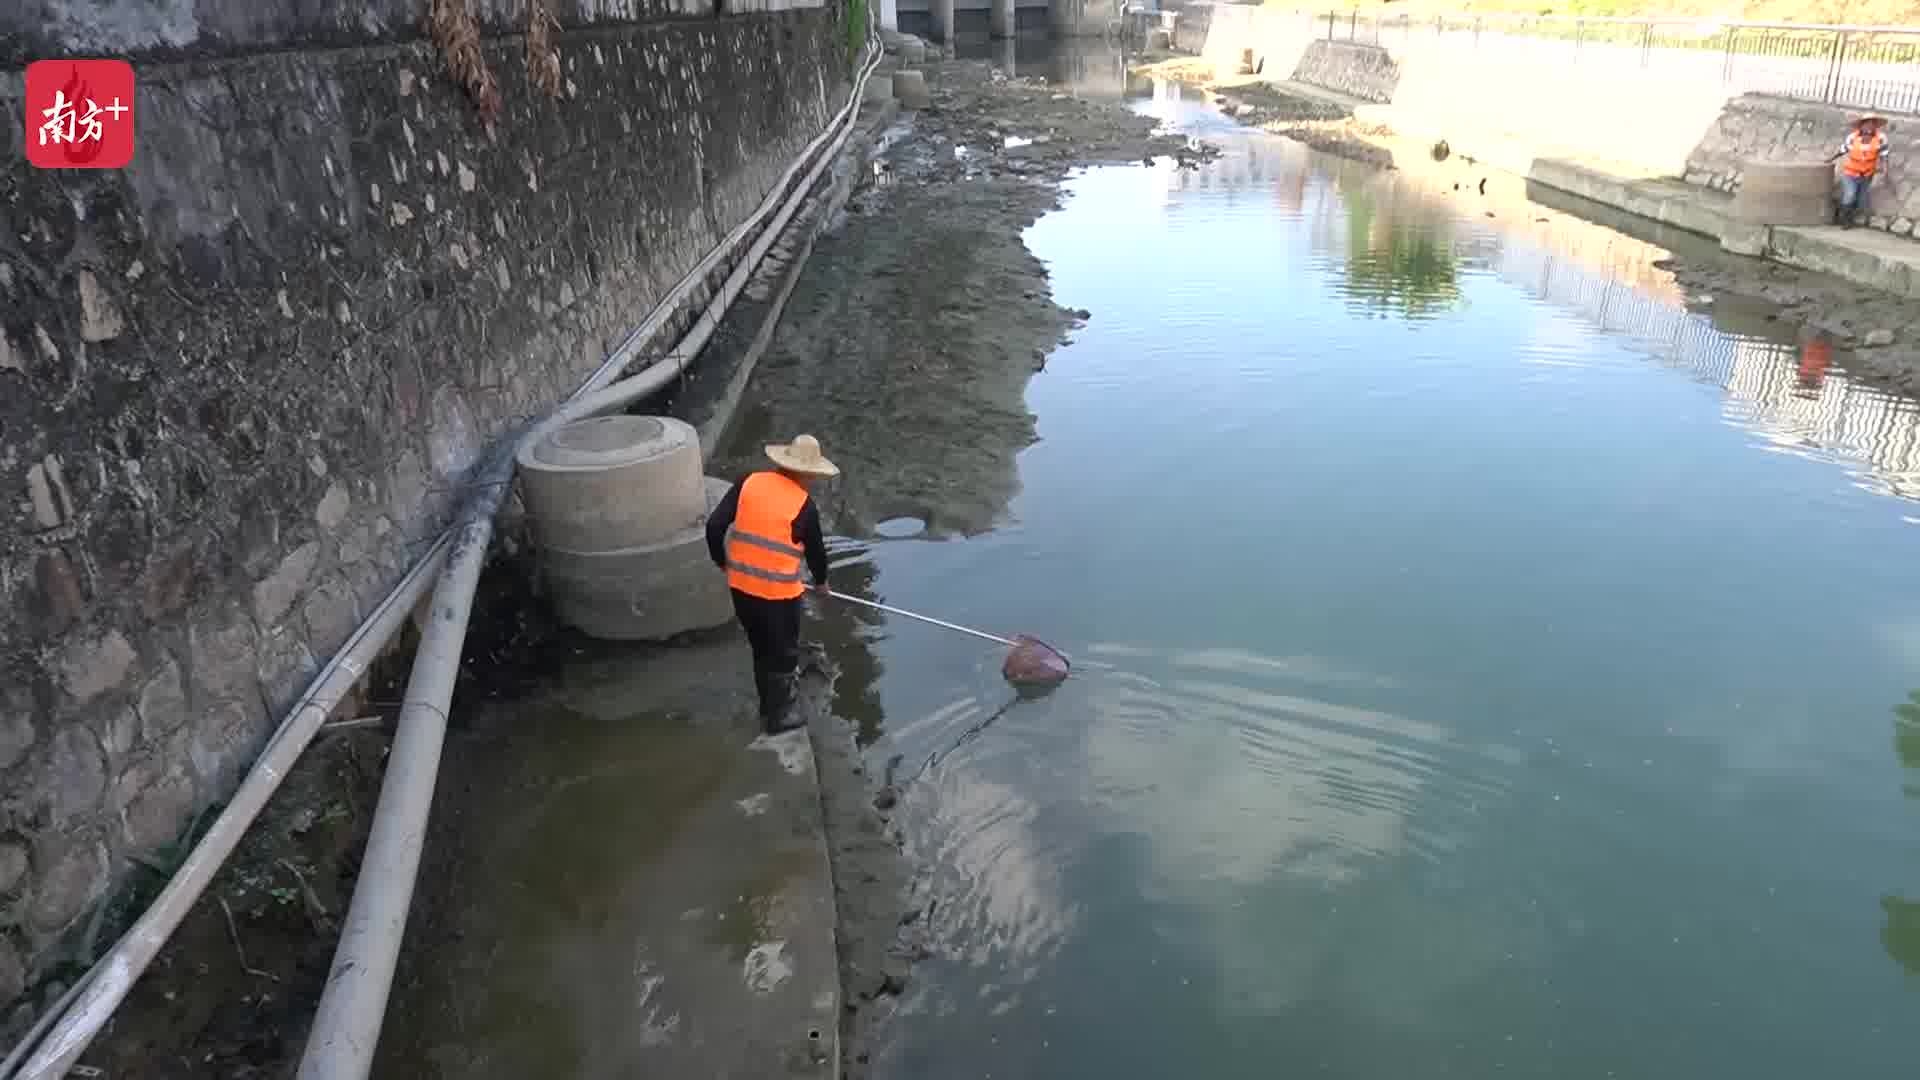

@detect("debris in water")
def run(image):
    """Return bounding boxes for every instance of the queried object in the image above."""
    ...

[1003,634,1070,687]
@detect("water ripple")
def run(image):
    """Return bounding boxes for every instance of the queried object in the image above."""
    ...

[1081,644,1517,890]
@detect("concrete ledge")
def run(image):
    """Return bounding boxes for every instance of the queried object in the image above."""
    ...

[1770,225,1920,300]
[376,650,842,1079]
[1525,155,1920,298]
[1526,159,1731,239]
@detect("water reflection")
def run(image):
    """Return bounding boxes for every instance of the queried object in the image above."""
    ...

[856,49,1920,1076]
[1884,691,1920,976]
[1334,173,1463,319]
[1488,230,1920,504]
[951,32,1135,98]
[1081,642,1509,883]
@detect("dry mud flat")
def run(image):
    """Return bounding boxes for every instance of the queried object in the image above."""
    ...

[715,58,1212,540]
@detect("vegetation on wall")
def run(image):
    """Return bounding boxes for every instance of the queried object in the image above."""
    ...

[426,0,502,122]
[848,0,871,61]
[425,0,566,126]
[528,0,565,100]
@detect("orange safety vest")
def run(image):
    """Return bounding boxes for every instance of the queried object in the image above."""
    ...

[1844,131,1886,178]
[725,471,810,600]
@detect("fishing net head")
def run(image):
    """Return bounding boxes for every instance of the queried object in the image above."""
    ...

[1002,634,1070,690]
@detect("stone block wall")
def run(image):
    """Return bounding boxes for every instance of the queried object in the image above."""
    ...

[1685,93,1919,237]
[1292,40,1399,103]
[0,1,849,1012]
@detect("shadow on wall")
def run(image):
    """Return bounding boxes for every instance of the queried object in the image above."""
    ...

[1685,94,1920,238]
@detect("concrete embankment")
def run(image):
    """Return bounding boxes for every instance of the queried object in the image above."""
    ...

[1159,4,1920,305]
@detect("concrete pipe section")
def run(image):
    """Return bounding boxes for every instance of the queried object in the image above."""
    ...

[1731,160,1834,227]
[516,414,706,553]
[539,476,737,641]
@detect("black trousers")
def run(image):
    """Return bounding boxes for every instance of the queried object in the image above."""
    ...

[731,589,802,720]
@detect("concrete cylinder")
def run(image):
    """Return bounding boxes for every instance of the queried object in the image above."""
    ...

[930,0,955,43]
[892,69,932,111]
[990,0,1015,39]
[516,414,705,553]
[1730,160,1833,226]
[898,36,927,65]
[541,476,735,641]
[863,74,893,104]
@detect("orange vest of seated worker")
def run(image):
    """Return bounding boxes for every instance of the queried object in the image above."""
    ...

[1844,125,1888,178]
[725,471,811,600]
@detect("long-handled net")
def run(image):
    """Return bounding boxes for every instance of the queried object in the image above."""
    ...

[825,591,1071,687]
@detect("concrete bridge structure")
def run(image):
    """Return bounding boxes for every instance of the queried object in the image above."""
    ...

[882,0,1119,42]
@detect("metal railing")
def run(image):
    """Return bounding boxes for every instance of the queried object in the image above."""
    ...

[1312,8,1920,114]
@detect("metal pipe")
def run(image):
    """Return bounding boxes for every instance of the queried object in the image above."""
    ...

[294,478,505,1080]
[0,969,93,1078]
[827,590,1018,648]
[568,24,886,406]
[7,15,885,1078]
[8,532,455,1079]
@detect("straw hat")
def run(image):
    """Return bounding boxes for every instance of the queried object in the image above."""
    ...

[1855,111,1889,126]
[765,434,840,477]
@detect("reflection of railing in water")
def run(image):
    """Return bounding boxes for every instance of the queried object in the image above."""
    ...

[1492,242,1920,502]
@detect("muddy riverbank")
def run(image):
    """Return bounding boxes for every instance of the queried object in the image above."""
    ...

[716,58,1210,541]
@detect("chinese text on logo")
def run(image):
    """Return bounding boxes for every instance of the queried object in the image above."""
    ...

[25,59,136,170]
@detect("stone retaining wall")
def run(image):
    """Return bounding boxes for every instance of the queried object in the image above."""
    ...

[0,2,849,1013]
[1685,93,1919,238]
[1292,39,1398,103]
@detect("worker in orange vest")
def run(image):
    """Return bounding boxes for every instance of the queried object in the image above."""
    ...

[1829,112,1890,229]
[705,434,838,734]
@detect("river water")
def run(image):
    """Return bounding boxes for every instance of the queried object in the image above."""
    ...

[834,69,1920,1078]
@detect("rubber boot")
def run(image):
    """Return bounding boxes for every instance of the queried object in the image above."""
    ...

[753,669,777,726]
[761,670,804,735]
